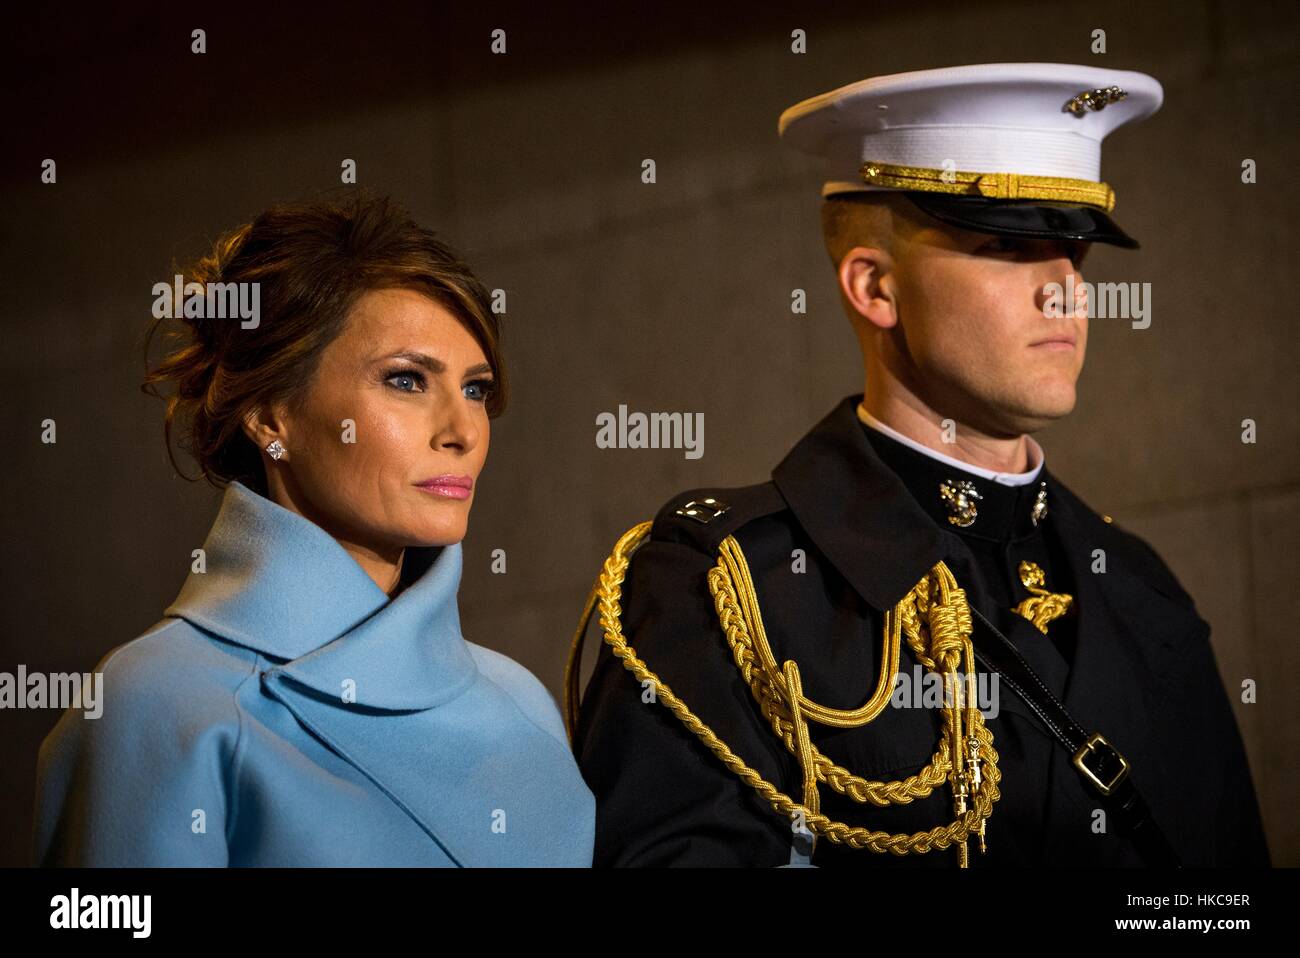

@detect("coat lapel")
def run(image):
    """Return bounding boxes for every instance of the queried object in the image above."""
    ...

[258,669,592,867]
[772,396,958,615]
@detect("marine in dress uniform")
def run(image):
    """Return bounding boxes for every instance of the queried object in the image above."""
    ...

[566,63,1270,868]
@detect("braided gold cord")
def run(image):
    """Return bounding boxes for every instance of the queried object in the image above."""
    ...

[574,521,1001,861]
[710,543,954,806]
[710,535,999,862]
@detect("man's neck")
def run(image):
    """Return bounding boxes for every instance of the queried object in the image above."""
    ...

[861,389,1035,475]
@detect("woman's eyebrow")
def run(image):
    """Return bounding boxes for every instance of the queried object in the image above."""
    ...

[380,350,444,372]
[382,350,492,377]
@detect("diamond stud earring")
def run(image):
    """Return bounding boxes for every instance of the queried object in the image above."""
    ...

[265,440,286,460]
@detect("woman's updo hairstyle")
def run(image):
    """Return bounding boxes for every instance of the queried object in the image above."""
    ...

[142,189,507,497]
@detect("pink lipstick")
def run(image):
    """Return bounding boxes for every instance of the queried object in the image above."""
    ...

[414,474,473,500]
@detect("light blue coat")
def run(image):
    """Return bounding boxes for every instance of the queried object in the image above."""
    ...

[33,480,595,867]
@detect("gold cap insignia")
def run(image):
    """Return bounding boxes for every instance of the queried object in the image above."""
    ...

[1064,85,1128,116]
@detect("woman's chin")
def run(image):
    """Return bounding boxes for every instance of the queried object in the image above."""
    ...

[405,521,468,549]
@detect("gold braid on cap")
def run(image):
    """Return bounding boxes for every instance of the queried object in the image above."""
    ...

[564,522,1000,866]
[860,159,1116,212]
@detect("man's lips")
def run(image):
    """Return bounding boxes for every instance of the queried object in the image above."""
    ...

[414,475,473,500]
[1029,335,1077,350]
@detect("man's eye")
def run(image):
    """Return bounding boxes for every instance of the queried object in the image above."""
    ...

[982,236,1019,254]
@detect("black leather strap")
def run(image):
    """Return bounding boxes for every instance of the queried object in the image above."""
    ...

[967,605,1182,868]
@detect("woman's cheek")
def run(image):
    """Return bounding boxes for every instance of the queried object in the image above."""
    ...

[362,403,420,455]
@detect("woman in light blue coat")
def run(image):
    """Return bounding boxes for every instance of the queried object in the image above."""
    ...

[33,192,595,867]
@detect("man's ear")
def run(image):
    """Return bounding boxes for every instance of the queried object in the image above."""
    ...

[837,245,898,331]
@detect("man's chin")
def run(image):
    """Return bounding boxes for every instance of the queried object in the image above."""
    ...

[1006,399,1076,434]
[980,388,1077,435]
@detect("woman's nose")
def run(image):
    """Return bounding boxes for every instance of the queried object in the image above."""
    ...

[434,396,479,452]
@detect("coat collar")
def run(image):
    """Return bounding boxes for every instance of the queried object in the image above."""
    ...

[856,401,1045,486]
[772,394,968,612]
[164,480,478,711]
[857,412,1050,543]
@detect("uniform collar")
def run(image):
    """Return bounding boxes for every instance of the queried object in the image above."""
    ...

[856,403,1045,486]
[163,480,478,711]
[772,394,1064,610]
[772,395,952,611]
[856,404,1048,542]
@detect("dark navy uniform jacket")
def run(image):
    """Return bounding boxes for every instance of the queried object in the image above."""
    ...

[574,394,1269,867]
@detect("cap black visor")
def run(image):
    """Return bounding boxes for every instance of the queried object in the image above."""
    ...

[904,191,1140,249]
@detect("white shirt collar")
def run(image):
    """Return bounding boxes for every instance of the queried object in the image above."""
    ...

[856,403,1045,487]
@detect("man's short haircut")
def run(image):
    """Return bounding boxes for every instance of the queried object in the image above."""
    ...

[819,191,923,268]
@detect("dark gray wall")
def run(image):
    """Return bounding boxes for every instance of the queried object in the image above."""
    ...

[4,0,1296,866]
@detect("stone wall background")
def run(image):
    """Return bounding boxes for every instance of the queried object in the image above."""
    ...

[4,0,1295,865]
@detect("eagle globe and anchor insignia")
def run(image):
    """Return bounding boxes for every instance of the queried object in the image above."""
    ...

[939,479,982,528]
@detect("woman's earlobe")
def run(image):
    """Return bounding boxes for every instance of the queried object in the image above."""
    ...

[242,405,288,456]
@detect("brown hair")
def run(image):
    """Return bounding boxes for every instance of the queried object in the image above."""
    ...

[141,189,507,497]
[819,191,923,267]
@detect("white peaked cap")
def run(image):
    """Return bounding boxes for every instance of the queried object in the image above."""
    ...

[779,62,1163,199]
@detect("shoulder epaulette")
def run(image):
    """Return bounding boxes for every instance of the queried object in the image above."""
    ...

[650,481,789,554]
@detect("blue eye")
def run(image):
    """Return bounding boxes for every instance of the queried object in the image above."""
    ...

[385,368,426,392]
[464,378,496,403]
